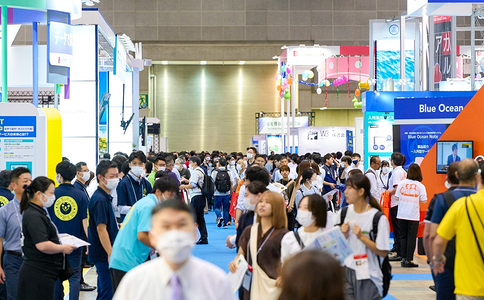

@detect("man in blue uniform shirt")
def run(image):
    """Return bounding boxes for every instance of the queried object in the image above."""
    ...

[0,170,13,208]
[48,161,89,300]
[88,160,120,300]
[116,151,152,222]
[0,167,31,300]
[109,177,179,292]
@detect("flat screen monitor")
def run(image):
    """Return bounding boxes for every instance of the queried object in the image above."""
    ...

[436,141,473,174]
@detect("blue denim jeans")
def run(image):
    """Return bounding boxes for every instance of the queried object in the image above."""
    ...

[4,253,22,300]
[436,267,455,300]
[214,195,231,226]
[54,248,82,300]
[94,261,113,300]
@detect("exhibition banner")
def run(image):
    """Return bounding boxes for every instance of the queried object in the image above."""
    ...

[298,127,354,155]
[0,116,37,173]
[48,21,73,68]
[394,96,471,120]
[0,116,36,137]
[346,130,354,152]
[400,124,446,168]
[258,116,308,135]
[433,16,452,86]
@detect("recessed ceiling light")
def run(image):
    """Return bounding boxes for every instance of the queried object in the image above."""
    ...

[239,61,245,65]
[161,61,168,65]
[200,61,207,65]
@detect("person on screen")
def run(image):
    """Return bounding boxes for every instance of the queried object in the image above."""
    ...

[447,144,461,166]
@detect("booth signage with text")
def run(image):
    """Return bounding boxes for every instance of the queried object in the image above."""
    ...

[258,116,308,135]
[298,127,355,155]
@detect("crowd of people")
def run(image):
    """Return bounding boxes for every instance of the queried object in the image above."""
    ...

[0,147,482,300]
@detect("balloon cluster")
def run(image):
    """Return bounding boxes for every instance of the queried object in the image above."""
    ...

[352,96,362,108]
[354,80,370,99]
[276,63,293,100]
[301,70,314,81]
[333,76,348,87]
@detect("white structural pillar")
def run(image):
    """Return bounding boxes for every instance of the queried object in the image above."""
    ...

[132,68,140,150]
[290,65,296,153]
[400,15,406,91]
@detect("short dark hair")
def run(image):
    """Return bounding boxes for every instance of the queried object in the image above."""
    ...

[391,152,405,167]
[103,153,111,159]
[381,160,390,167]
[129,151,147,164]
[146,161,153,174]
[447,162,460,185]
[96,160,118,178]
[341,156,352,165]
[348,169,363,177]
[407,163,423,182]
[56,161,77,182]
[336,152,343,159]
[344,150,353,157]
[245,166,270,186]
[10,167,31,183]
[351,153,361,159]
[153,156,165,164]
[155,170,169,180]
[246,181,268,195]
[452,143,458,151]
[218,158,227,167]
[255,154,265,161]
[152,199,194,219]
[75,162,87,172]
[121,161,130,175]
[112,155,127,173]
[279,165,290,173]
[0,170,12,188]
[369,156,380,165]
[152,177,179,194]
[323,153,332,163]
[247,147,258,155]
[303,194,327,228]
[190,156,201,166]
[311,153,322,164]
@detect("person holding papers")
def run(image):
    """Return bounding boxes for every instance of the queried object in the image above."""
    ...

[338,174,390,300]
[280,194,331,264]
[229,191,288,300]
[47,161,89,300]
[17,177,77,300]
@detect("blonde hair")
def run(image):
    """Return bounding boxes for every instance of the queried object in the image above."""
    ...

[256,191,288,229]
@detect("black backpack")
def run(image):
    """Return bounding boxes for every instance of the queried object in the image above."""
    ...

[196,169,214,198]
[340,206,392,297]
[214,169,231,193]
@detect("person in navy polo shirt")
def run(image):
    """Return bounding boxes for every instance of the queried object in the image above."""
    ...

[48,161,89,300]
[116,151,152,222]
[73,162,97,292]
[0,170,13,208]
[88,160,119,300]
[109,177,179,292]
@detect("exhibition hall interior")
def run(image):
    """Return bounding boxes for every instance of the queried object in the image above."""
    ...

[0,0,484,300]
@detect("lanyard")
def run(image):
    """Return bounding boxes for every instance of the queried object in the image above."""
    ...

[13,201,23,241]
[247,226,275,261]
[128,176,142,201]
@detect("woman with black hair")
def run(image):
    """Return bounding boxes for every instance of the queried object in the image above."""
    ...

[17,176,77,300]
[339,174,390,300]
[294,169,320,209]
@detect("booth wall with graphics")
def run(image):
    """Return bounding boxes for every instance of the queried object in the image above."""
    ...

[298,127,355,155]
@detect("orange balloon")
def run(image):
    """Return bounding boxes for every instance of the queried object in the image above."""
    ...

[288,78,293,85]
[277,85,282,92]
[355,88,361,97]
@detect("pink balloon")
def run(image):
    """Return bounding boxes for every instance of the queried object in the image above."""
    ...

[286,67,291,74]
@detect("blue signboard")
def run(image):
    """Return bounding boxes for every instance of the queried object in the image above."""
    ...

[0,117,37,138]
[400,124,446,169]
[48,21,73,68]
[394,97,472,120]
[346,130,354,152]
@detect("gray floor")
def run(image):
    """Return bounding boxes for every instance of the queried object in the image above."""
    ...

[79,268,98,300]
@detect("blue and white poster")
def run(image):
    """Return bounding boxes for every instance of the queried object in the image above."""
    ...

[258,116,308,135]
[400,124,446,168]
[48,21,73,68]
[0,116,36,138]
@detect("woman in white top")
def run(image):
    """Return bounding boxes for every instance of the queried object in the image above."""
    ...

[236,158,247,180]
[395,163,427,268]
[311,163,324,193]
[339,173,390,300]
[294,169,320,208]
[380,160,391,190]
[280,194,332,264]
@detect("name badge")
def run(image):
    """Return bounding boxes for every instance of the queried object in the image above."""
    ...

[353,253,370,280]
[242,269,252,291]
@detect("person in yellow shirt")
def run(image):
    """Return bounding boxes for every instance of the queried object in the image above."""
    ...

[433,164,484,299]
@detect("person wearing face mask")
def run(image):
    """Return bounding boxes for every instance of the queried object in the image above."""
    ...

[48,162,89,300]
[175,157,191,182]
[294,169,320,209]
[280,194,330,264]
[365,156,384,201]
[164,157,180,186]
[236,158,247,181]
[109,177,179,292]
[229,191,288,300]
[88,160,120,300]
[0,167,31,300]
[352,153,365,172]
[379,161,392,190]
[113,199,233,300]
[17,176,77,300]
[116,151,152,222]
[147,156,166,187]
[246,147,257,168]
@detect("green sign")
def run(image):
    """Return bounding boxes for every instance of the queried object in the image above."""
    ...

[0,0,45,10]
[139,94,148,109]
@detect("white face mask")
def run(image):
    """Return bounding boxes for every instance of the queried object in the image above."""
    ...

[56,174,62,185]
[189,165,194,171]
[311,179,318,188]
[160,166,166,172]
[243,197,256,211]
[131,166,144,177]
[382,167,389,174]
[174,165,181,171]
[104,178,119,191]
[341,162,346,168]
[247,153,253,160]
[444,181,451,189]
[81,172,90,182]
[296,210,315,227]
[236,165,242,172]
[156,230,195,264]
[230,161,236,166]
[42,193,56,208]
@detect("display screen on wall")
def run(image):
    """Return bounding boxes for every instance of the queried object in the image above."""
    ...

[399,124,447,169]
[436,141,473,173]
[259,117,308,135]
[376,40,415,91]
[367,112,394,153]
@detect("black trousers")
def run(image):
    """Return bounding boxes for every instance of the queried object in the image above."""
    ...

[191,195,208,241]
[109,268,127,294]
[17,263,59,300]
[389,206,402,256]
[399,219,419,261]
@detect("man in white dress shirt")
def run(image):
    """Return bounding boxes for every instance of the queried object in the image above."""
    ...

[365,155,383,201]
[113,199,234,300]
